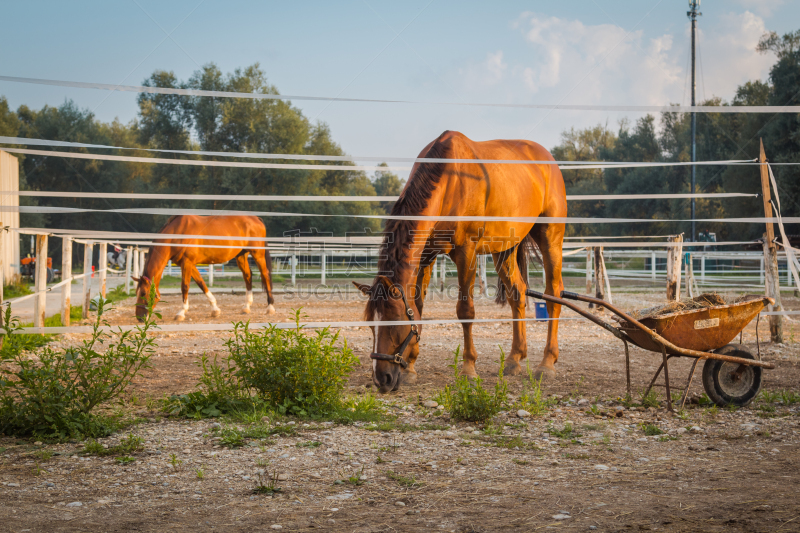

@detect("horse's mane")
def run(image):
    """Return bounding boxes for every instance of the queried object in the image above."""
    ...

[364,136,450,320]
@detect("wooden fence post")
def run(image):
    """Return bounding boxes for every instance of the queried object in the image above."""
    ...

[666,235,683,301]
[320,252,326,286]
[33,234,48,328]
[98,242,107,298]
[125,246,132,293]
[593,247,606,304]
[209,261,215,287]
[61,237,72,326]
[479,254,487,296]
[291,253,296,286]
[432,255,438,287]
[651,251,656,281]
[685,253,695,298]
[585,248,593,295]
[440,255,446,291]
[760,139,783,343]
[82,241,93,319]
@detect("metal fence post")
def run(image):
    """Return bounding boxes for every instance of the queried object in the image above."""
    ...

[61,237,72,326]
[208,262,214,287]
[320,252,326,286]
[651,251,656,281]
[291,253,296,286]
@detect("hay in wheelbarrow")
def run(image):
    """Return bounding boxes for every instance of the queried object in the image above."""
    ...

[628,293,746,320]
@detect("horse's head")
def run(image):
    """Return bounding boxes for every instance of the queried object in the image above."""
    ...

[133,275,160,321]
[355,276,420,394]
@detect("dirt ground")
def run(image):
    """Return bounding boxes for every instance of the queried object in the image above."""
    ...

[1,280,799,532]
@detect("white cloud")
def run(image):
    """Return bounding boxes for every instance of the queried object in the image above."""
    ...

[693,11,770,101]
[458,50,508,88]
[733,0,785,17]
[515,13,681,106]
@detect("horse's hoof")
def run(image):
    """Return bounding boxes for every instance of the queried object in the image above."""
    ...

[242,308,251,314]
[210,309,221,318]
[458,367,479,379]
[400,370,418,385]
[174,314,185,322]
[533,365,557,381]
[505,360,523,376]
[267,304,276,315]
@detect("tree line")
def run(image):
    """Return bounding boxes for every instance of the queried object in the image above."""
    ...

[0,29,798,260]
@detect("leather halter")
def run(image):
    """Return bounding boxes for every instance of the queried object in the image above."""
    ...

[369,284,419,370]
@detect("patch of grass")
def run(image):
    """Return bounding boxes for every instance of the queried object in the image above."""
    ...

[194,466,205,480]
[640,423,664,436]
[212,423,287,448]
[562,453,590,460]
[83,434,144,457]
[375,456,386,464]
[658,435,678,442]
[342,467,364,486]
[492,435,538,451]
[0,294,157,441]
[548,422,580,440]
[32,449,53,462]
[296,440,321,448]
[512,458,530,465]
[169,453,183,469]
[252,472,282,494]
[640,388,660,409]
[515,364,555,416]
[4,278,32,299]
[436,346,509,423]
[386,470,422,488]
[582,424,600,431]
[116,455,136,465]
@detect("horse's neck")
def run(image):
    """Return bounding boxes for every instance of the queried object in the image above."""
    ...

[143,247,170,286]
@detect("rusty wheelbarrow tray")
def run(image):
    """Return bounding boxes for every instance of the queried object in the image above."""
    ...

[526,289,775,410]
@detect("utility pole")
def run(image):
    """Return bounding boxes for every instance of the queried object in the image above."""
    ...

[688,0,701,242]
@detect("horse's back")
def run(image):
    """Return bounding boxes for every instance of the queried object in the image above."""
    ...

[161,215,266,238]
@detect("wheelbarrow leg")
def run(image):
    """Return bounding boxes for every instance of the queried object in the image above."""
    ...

[661,345,673,413]
[623,339,631,401]
[679,357,701,410]
[644,362,664,400]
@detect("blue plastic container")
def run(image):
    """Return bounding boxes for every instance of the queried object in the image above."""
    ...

[534,302,549,322]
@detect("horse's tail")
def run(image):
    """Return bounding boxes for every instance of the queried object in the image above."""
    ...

[262,246,274,304]
[495,231,541,306]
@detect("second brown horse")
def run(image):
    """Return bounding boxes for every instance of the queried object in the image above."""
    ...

[134,215,275,321]
[356,131,567,393]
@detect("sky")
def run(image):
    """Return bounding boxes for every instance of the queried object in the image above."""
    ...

[1,0,798,176]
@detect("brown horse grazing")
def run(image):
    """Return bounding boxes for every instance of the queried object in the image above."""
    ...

[134,215,275,321]
[354,131,567,393]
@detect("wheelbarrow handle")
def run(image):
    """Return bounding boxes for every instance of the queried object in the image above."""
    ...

[560,290,583,301]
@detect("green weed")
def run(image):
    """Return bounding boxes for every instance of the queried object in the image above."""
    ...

[640,423,664,436]
[386,470,422,487]
[116,455,136,465]
[436,346,508,423]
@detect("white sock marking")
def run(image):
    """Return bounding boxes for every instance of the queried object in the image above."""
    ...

[205,290,219,311]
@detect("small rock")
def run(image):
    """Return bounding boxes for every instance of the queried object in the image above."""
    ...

[7,483,19,487]
[395,501,406,507]
[594,464,609,471]
[210,423,221,430]
[690,426,702,432]
[517,410,531,418]
[422,400,438,408]
[97,499,112,504]
[589,526,598,530]
[327,519,336,525]
[676,428,687,435]
[66,502,82,507]
[277,474,289,481]
[577,399,589,406]
[552,514,571,520]
[270,525,283,530]
[34,441,43,446]
[437,405,445,410]
[771,448,780,453]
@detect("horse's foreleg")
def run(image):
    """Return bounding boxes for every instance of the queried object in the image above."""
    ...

[251,251,275,315]
[492,247,528,376]
[531,223,565,380]
[189,264,220,318]
[454,248,479,378]
[401,259,434,386]
[235,254,256,314]
[175,264,191,321]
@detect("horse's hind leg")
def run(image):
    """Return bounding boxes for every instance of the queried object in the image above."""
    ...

[175,263,192,321]
[453,246,479,378]
[531,223,565,380]
[492,246,528,376]
[189,264,221,318]
[250,250,276,315]
[235,253,255,314]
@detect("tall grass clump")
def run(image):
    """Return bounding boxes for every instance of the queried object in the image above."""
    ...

[0,293,157,440]
[436,347,509,422]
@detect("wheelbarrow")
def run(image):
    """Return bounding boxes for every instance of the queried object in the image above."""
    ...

[526,290,776,409]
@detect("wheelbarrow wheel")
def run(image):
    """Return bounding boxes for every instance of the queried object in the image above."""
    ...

[702,344,762,407]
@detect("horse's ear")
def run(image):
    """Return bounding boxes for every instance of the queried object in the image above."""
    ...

[375,275,399,297]
[352,281,371,295]
[132,276,140,283]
